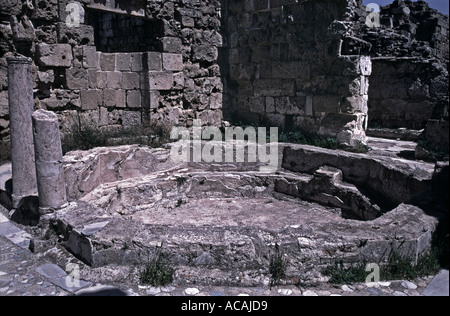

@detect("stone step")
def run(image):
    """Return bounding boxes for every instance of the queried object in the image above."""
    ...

[48,193,437,287]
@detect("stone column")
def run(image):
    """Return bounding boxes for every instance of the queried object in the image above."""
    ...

[7,56,38,208]
[32,109,67,213]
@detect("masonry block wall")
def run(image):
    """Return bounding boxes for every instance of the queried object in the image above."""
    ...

[1,0,448,162]
[0,0,223,161]
[368,58,447,130]
[356,1,449,131]
[222,0,371,145]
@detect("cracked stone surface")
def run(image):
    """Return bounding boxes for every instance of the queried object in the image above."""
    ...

[10,141,438,288]
[0,138,448,295]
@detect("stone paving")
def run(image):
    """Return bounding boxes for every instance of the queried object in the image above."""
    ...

[0,210,448,297]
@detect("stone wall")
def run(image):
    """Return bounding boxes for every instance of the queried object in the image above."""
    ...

[356,0,449,131]
[0,0,224,161]
[368,57,447,130]
[1,0,448,162]
[222,0,371,146]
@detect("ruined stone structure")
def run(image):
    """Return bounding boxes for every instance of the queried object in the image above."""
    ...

[355,1,449,155]
[1,0,224,161]
[0,0,448,289]
[0,0,448,161]
[222,0,371,145]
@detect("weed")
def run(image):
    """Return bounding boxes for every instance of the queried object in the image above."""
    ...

[345,141,371,154]
[323,249,442,285]
[322,261,368,284]
[174,176,188,187]
[62,122,173,154]
[417,140,449,162]
[241,125,369,153]
[269,244,289,288]
[278,130,339,150]
[140,252,175,287]
[62,128,109,154]
[382,250,441,281]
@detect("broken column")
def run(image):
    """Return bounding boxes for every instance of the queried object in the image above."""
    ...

[7,56,38,208]
[32,109,67,213]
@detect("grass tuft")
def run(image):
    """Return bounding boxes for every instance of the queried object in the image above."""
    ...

[269,244,289,287]
[140,252,175,287]
[62,122,172,155]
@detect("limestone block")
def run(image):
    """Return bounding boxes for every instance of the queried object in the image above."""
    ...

[100,53,116,72]
[209,93,223,110]
[122,111,142,126]
[88,69,98,88]
[160,37,183,53]
[192,45,219,63]
[107,110,123,125]
[339,56,363,76]
[148,72,173,91]
[66,67,88,89]
[180,16,195,28]
[0,90,8,117]
[293,116,319,132]
[173,72,185,90]
[166,107,184,125]
[342,95,368,114]
[313,95,341,114]
[39,94,62,110]
[266,97,275,114]
[249,97,265,113]
[106,72,122,89]
[103,89,126,108]
[37,43,73,68]
[275,97,305,115]
[40,90,80,110]
[0,118,9,129]
[99,107,109,127]
[10,15,35,42]
[361,76,369,96]
[162,53,184,72]
[194,77,223,94]
[127,90,142,109]
[58,110,80,136]
[196,110,222,126]
[96,71,107,89]
[272,61,310,80]
[360,56,372,76]
[57,23,94,46]
[80,90,101,110]
[0,60,7,90]
[253,79,295,97]
[149,91,160,109]
[79,110,99,130]
[116,54,131,72]
[83,46,100,69]
[115,90,126,109]
[146,52,162,71]
[121,72,140,90]
[37,70,55,85]
[131,53,143,72]
[31,0,59,21]
[319,113,367,145]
